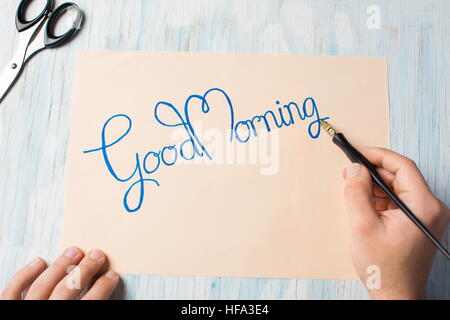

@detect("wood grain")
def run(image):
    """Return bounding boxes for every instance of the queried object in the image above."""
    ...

[0,0,448,299]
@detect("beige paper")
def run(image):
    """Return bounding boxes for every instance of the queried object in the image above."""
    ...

[62,51,389,279]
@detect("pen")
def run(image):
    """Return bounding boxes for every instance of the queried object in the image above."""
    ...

[320,119,450,260]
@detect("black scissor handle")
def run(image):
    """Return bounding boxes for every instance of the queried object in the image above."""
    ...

[15,0,54,32]
[44,2,83,48]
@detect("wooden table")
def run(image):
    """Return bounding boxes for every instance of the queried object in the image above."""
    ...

[0,0,448,299]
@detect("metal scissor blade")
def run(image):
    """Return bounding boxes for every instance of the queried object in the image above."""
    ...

[0,59,24,103]
[0,24,44,103]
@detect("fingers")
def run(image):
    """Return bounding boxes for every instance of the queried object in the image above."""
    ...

[373,168,394,198]
[376,167,395,186]
[343,163,381,234]
[1,258,46,300]
[81,270,120,300]
[361,147,415,174]
[25,246,84,300]
[16,247,119,300]
[361,147,430,194]
[49,249,107,300]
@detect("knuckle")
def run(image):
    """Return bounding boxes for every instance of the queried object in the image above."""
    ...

[404,158,417,169]
[75,260,102,280]
[425,199,445,225]
[52,258,72,270]
[377,147,389,154]
[79,258,101,270]
[96,277,111,288]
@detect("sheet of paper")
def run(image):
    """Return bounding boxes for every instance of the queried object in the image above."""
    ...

[62,51,389,279]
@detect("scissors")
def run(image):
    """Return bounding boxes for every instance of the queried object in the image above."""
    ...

[0,0,83,102]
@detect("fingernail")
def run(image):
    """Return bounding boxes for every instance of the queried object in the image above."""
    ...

[64,246,80,259]
[28,257,42,268]
[89,249,104,260]
[104,270,119,280]
[344,164,361,180]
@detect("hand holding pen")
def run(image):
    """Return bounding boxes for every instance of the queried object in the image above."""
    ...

[322,120,450,299]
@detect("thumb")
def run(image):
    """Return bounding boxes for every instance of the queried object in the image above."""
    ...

[343,163,381,234]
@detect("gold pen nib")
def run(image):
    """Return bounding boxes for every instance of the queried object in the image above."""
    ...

[320,119,336,137]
